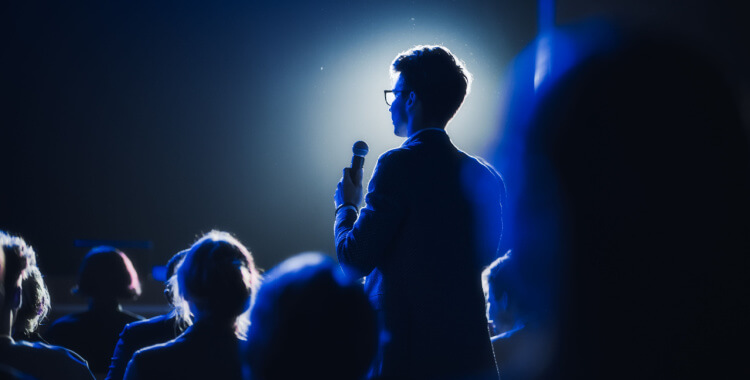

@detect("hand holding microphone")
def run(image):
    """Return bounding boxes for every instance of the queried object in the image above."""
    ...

[335,141,369,212]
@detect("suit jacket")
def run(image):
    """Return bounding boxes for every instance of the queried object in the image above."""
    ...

[44,306,144,375]
[336,129,504,380]
[106,313,185,380]
[123,322,242,380]
[0,335,95,380]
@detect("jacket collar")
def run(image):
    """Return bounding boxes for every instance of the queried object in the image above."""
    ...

[403,128,448,146]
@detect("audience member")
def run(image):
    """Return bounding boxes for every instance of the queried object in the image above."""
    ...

[45,246,144,376]
[123,231,260,380]
[105,249,189,380]
[0,232,95,380]
[244,253,378,380]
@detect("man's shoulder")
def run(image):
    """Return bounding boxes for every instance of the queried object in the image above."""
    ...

[117,309,146,324]
[131,333,186,362]
[369,148,410,176]
[378,146,411,162]
[6,340,92,376]
[459,152,507,200]
[126,314,173,331]
[127,339,181,380]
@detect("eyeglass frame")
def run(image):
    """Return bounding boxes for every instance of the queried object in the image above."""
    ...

[384,90,410,106]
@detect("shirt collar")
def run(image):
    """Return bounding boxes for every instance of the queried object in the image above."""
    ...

[403,127,447,146]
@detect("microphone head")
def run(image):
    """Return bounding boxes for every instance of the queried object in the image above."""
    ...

[352,140,369,157]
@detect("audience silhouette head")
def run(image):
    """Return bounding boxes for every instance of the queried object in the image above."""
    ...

[245,252,378,380]
[16,265,50,339]
[481,251,521,336]
[163,249,188,305]
[177,231,260,325]
[74,246,141,301]
[165,249,188,280]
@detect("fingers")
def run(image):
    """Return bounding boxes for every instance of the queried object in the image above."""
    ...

[343,167,363,185]
[352,167,364,184]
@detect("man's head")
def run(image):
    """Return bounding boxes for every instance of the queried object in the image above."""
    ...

[482,251,521,335]
[74,246,141,300]
[389,45,471,136]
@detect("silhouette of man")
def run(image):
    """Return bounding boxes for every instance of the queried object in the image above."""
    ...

[0,233,95,380]
[335,45,504,380]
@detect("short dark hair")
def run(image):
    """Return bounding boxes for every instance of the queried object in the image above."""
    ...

[74,246,141,299]
[392,45,471,126]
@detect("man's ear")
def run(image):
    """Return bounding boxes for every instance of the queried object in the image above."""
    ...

[406,91,416,107]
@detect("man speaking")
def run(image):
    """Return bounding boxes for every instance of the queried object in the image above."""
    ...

[335,46,504,380]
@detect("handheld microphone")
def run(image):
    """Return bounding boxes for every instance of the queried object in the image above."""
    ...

[351,140,369,170]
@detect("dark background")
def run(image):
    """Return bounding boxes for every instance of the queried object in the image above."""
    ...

[2,0,748,311]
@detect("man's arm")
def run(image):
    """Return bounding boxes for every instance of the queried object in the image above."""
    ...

[334,151,405,279]
[471,157,506,266]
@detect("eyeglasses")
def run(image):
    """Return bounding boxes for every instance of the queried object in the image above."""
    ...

[384,90,408,106]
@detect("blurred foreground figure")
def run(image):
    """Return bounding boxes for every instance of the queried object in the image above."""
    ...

[492,21,750,378]
[335,45,504,380]
[0,232,95,380]
[123,231,260,380]
[244,253,378,380]
[105,249,189,380]
[45,246,144,376]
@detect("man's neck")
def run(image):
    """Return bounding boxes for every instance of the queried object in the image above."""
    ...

[407,119,446,135]
[89,298,122,311]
